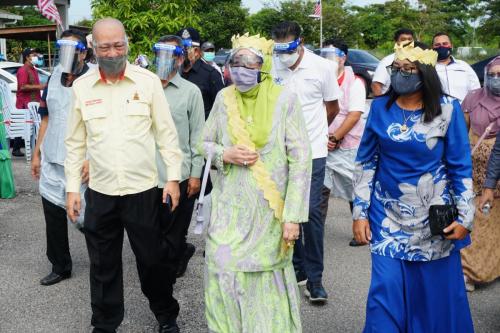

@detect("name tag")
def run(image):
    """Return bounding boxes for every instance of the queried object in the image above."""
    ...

[85,99,103,106]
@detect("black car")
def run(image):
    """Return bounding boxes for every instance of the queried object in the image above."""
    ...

[345,49,379,97]
[214,49,231,68]
[314,48,379,97]
[471,54,499,86]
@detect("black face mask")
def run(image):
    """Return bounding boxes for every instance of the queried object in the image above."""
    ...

[433,46,452,61]
[390,71,423,95]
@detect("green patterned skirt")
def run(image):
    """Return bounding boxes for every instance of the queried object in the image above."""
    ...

[204,263,302,333]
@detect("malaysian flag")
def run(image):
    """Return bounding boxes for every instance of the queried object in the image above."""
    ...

[36,0,63,27]
[309,1,322,18]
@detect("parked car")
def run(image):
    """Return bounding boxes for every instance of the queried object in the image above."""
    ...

[0,61,50,105]
[315,48,379,97]
[214,49,231,68]
[471,54,499,86]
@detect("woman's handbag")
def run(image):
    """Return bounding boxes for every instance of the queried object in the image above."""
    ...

[429,204,459,236]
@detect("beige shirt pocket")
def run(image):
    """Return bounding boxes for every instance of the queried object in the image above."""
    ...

[125,100,152,137]
[81,106,108,144]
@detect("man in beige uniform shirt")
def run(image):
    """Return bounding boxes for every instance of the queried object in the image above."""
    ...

[65,18,183,333]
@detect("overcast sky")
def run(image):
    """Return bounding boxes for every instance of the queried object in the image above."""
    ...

[68,0,386,24]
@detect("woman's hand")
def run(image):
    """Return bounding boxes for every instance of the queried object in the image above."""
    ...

[444,222,469,240]
[479,188,494,211]
[353,219,371,245]
[282,223,300,243]
[222,145,259,167]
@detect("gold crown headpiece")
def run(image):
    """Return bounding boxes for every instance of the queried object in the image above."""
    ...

[394,42,438,66]
[231,33,274,56]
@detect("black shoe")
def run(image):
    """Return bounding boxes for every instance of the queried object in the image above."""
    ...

[349,238,367,247]
[11,149,24,157]
[159,322,180,333]
[305,281,328,304]
[295,270,307,286]
[176,243,196,278]
[40,272,71,286]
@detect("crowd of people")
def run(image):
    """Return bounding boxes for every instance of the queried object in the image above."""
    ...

[0,16,499,333]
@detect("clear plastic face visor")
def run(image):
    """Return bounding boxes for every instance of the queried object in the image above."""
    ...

[484,61,500,88]
[228,48,263,68]
[153,43,183,80]
[273,38,300,55]
[320,47,345,62]
[56,39,86,74]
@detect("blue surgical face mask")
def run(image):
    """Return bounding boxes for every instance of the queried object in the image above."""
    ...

[390,71,422,95]
[230,67,260,92]
[203,52,215,62]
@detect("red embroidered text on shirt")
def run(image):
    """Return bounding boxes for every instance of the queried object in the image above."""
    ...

[85,99,103,106]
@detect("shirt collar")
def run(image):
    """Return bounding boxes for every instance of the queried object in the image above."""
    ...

[167,72,182,88]
[296,48,313,70]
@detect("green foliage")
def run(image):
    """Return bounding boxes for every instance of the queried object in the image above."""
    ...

[73,18,92,28]
[91,0,201,58]
[196,0,248,49]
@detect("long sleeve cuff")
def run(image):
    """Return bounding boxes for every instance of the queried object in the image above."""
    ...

[66,177,81,193]
[190,163,203,178]
[165,164,181,182]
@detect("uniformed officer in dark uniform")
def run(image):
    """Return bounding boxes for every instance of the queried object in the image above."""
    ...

[176,27,224,119]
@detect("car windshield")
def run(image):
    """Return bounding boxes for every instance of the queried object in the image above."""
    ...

[3,66,49,84]
[348,50,379,64]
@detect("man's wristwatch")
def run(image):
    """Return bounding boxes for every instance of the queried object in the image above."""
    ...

[329,134,341,143]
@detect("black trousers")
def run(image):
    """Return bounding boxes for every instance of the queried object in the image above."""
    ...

[12,137,24,151]
[159,180,197,265]
[41,197,72,275]
[83,187,178,332]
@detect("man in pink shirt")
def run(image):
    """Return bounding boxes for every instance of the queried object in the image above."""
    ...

[13,48,45,156]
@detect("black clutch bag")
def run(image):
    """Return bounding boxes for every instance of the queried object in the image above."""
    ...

[429,205,458,236]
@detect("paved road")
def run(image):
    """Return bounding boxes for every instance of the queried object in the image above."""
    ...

[1,157,499,332]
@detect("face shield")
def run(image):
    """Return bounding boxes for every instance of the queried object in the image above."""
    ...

[320,47,346,62]
[56,39,86,74]
[273,38,301,55]
[228,48,264,69]
[153,43,184,80]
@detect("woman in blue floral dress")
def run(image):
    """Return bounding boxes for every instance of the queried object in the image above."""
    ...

[353,43,475,332]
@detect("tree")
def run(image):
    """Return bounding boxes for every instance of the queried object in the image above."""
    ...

[247,8,281,38]
[73,18,92,28]
[196,0,248,49]
[91,0,200,58]
[478,0,500,47]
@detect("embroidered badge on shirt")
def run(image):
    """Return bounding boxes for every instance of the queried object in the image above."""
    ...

[133,91,140,100]
[85,99,103,106]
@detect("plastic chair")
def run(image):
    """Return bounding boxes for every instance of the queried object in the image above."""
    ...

[0,80,34,162]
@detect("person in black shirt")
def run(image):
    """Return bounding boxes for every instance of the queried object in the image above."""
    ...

[176,27,224,119]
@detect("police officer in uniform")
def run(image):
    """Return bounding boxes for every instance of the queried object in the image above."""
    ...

[176,28,224,119]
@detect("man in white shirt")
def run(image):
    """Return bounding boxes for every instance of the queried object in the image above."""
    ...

[271,21,340,304]
[432,32,480,102]
[371,28,415,96]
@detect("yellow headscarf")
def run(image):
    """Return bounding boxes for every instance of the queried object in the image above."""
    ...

[230,33,283,148]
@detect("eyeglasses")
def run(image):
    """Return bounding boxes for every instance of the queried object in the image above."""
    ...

[486,72,500,79]
[95,41,127,52]
[386,65,417,77]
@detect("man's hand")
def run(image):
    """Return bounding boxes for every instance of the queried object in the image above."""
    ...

[479,188,494,211]
[31,153,41,180]
[222,145,259,167]
[66,192,81,223]
[187,177,201,198]
[444,222,469,240]
[163,181,180,211]
[282,223,300,243]
[81,160,89,184]
[353,219,371,245]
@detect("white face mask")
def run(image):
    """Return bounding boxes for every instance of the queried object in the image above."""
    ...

[278,51,300,68]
